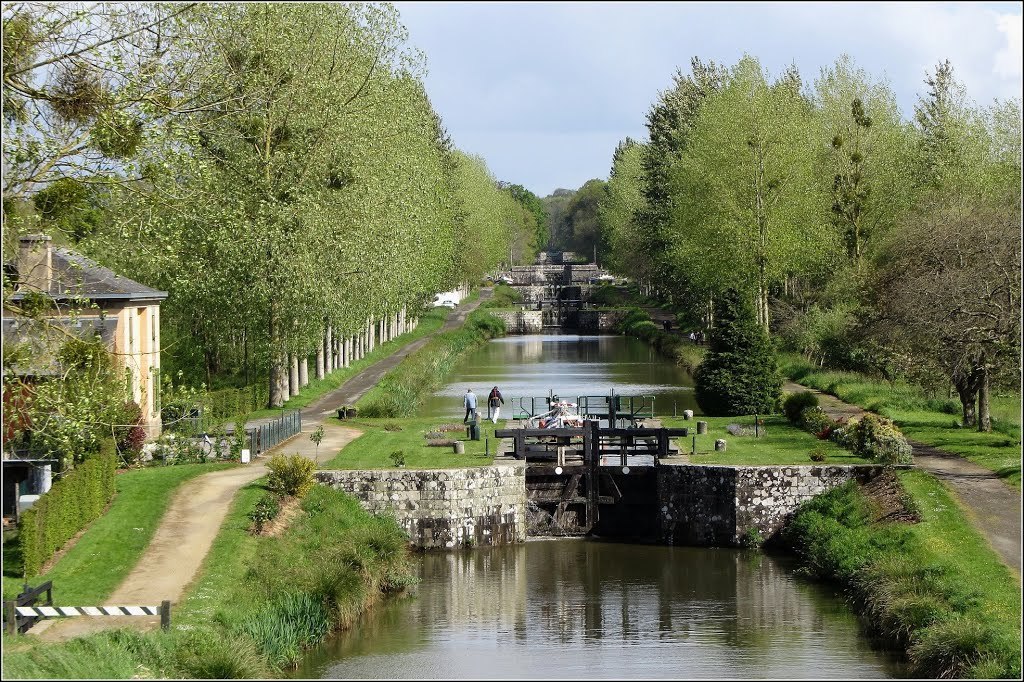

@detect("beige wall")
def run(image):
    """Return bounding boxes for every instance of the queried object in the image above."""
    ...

[110,303,162,437]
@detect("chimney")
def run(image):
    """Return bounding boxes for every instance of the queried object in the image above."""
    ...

[18,234,52,293]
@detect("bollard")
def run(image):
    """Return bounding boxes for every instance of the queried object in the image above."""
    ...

[683,409,694,420]
[715,439,727,452]
[453,441,465,454]
[161,600,171,631]
[691,435,696,455]
[673,402,677,417]
[696,420,708,435]
[485,437,489,458]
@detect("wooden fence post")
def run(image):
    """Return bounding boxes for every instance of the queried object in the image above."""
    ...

[5,600,15,635]
[161,600,171,631]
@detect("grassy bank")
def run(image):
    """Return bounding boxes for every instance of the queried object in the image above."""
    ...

[780,354,1022,487]
[2,483,414,679]
[243,306,450,422]
[660,414,871,465]
[320,416,501,469]
[783,470,1021,678]
[357,309,505,418]
[2,462,234,601]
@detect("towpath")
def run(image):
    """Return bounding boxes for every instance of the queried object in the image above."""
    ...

[784,380,1021,575]
[34,290,492,641]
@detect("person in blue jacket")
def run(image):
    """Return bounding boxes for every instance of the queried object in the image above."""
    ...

[463,388,478,423]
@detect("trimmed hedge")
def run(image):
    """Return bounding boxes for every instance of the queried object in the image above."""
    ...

[19,452,117,577]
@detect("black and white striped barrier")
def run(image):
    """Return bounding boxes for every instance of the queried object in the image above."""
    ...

[5,598,170,633]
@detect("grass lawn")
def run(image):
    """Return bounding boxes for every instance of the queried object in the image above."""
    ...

[660,414,872,466]
[899,470,1021,632]
[320,416,502,470]
[2,462,235,603]
[780,355,1022,488]
[242,306,451,422]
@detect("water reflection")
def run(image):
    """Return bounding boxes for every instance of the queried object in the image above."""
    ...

[420,333,699,419]
[295,540,902,679]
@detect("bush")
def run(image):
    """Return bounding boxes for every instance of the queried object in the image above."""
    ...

[851,413,913,464]
[388,450,406,467]
[18,452,118,576]
[695,289,781,416]
[248,493,281,534]
[266,454,315,498]
[800,406,834,438]
[113,401,147,466]
[783,391,820,424]
[809,447,828,462]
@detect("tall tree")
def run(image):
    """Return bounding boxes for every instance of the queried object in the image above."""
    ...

[667,55,833,331]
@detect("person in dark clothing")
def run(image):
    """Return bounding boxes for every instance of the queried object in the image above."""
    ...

[487,386,505,424]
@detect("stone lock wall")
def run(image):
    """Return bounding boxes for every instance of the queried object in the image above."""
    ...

[658,464,891,546]
[316,463,527,550]
[491,310,543,333]
[575,309,627,332]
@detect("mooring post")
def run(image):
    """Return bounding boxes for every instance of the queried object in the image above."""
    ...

[161,600,171,631]
[754,413,759,438]
[586,419,600,530]
[5,600,15,635]
[485,437,489,458]
[692,435,696,455]
[673,401,677,418]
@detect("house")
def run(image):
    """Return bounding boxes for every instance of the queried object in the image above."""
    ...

[2,234,167,520]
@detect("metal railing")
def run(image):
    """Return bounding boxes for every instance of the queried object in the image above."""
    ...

[245,409,302,457]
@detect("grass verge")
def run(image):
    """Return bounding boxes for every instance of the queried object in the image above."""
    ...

[660,414,872,465]
[319,417,501,470]
[779,354,1021,487]
[2,482,415,679]
[2,462,235,602]
[782,470,1021,678]
[357,309,505,418]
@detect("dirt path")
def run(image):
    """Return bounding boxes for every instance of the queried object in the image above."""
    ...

[784,381,1021,575]
[32,293,500,641]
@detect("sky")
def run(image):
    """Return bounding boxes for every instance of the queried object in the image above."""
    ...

[392,1,1024,198]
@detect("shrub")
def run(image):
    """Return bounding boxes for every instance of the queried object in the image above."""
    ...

[851,413,913,464]
[800,406,834,438]
[382,422,403,432]
[741,527,765,548]
[809,447,828,462]
[695,289,781,415]
[113,401,147,466]
[266,454,315,498]
[874,433,913,465]
[18,452,117,576]
[248,494,281,534]
[388,450,406,467]
[783,391,820,424]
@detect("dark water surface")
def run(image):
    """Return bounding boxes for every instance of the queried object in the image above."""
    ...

[293,539,903,679]
[420,333,700,420]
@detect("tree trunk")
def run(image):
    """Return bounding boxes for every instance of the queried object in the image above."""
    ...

[956,384,978,428]
[289,353,300,397]
[300,356,308,387]
[315,343,325,380]
[978,364,992,433]
[324,324,333,374]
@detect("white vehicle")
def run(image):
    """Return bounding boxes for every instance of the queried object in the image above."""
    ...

[499,274,514,285]
[433,295,457,309]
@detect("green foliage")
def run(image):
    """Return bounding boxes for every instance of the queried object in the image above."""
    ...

[266,454,315,498]
[800,406,834,437]
[31,178,104,242]
[695,290,781,415]
[809,446,828,462]
[248,494,281,534]
[783,475,1020,678]
[388,450,406,467]
[236,592,331,670]
[740,527,765,548]
[18,453,117,577]
[783,391,820,424]
[852,413,913,464]
[360,311,505,418]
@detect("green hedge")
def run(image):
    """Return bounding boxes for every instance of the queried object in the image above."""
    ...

[19,453,117,577]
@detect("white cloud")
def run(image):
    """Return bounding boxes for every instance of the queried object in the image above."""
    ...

[994,12,1023,79]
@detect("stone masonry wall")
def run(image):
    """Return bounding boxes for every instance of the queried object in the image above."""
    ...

[575,309,627,332]
[315,463,527,550]
[491,310,543,333]
[658,464,891,546]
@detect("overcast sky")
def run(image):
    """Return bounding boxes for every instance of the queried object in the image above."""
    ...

[392,1,1023,197]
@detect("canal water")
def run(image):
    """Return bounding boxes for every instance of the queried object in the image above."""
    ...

[293,539,903,678]
[420,333,700,420]
[295,333,903,677]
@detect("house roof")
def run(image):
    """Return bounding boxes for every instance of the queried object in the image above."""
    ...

[9,247,168,303]
[2,317,119,377]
